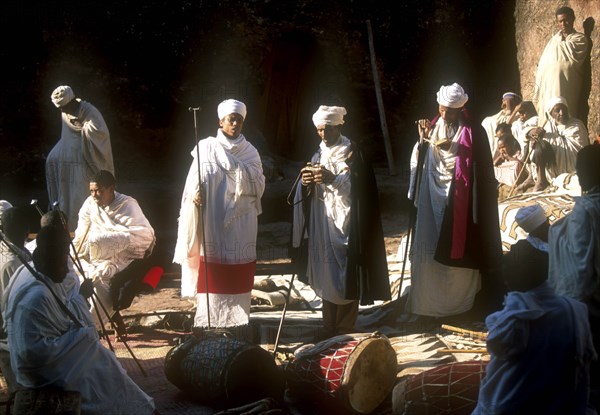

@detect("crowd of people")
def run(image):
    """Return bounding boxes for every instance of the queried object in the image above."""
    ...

[0,4,598,413]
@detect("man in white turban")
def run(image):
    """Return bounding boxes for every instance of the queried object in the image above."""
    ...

[46,85,114,226]
[481,92,522,156]
[514,204,550,252]
[174,99,265,329]
[292,105,390,338]
[408,83,502,319]
[533,6,590,126]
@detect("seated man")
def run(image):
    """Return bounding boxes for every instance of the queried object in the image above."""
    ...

[481,92,522,157]
[541,96,590,180]
[514,203,549,253]
[493,123,524,197]
[472,237,596,414]
[2,226,156,414]
[72,170,156,330]
[510,100,539,149]
[515,125,556,192]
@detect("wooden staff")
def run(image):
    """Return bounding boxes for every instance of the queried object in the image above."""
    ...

[441,324,488,340]
[437,348,488,354]
[507,143,534,198]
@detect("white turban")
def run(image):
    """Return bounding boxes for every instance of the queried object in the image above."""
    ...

[0,200,13,227]
[502,92,522,101]
[217,99,247,120]
[515,204,547,233]
[436,83,469,108]
[51,85,76,108]
[546,96,568,114]
[312,105,347,127]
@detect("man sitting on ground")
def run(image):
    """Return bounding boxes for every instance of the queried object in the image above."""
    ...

[494,123,524,198]
[72,170,155,332]
[2,226,156,414]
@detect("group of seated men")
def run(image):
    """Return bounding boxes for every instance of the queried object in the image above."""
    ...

[0,170,159,413]
[482,92,596,199]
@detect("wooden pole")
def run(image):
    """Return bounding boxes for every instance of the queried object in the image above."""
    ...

[366,20,396,176]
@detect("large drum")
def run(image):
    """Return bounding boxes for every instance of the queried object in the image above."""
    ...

[393,360,488,414]
[164,333,284,407]
[285,332,398,414]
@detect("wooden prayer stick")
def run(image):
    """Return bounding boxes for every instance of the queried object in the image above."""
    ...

[437,348,488,354]
[441,324,488,340]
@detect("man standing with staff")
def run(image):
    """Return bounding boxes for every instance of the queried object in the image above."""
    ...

[408,83,502,320]
[292,105,390,339]
[174,99,265,330]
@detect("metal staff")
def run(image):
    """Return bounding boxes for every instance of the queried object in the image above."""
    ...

[273,172,312,357]
[51,202,147,376]
[189,106,212,329]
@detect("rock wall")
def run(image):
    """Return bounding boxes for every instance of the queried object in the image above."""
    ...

[515,0,599,137]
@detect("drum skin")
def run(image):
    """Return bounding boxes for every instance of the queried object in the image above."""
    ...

[393,360,488,415]
[164,334,284,407]
[286,333,398,414]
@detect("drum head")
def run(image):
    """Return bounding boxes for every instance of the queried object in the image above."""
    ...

[342,337,397,414]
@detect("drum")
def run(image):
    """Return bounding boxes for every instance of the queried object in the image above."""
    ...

[393,360,488,415]
[164,333,284,407]
[285,332,398,414]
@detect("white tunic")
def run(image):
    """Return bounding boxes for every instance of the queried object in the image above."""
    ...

[292,135,352,304]
[173,130,264,327]
[2,265,155,414]
[46,100,114,226]
[408,118,481,317]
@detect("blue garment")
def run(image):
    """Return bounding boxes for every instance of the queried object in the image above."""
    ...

[473,282,596,414]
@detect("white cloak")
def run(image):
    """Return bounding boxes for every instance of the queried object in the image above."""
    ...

[543,116,590,179]
[46,99,115,226]
[3,265,154,414]
[173,129,264,327]
[292,135,352,305]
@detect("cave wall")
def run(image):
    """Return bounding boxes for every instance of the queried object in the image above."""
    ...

[515,0,599,137]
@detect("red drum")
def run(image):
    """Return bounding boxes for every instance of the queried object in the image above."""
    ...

[393,360,488,415]
[286,333,397,414]
[164,333,284,407]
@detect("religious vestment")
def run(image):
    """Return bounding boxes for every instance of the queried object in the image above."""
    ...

[292,136,390,307]
[473,282,595,414]
[408,113,502,317]
[533,30,589,125]
[2,264,155,414]
[46,99,115,226]
[173,129,264,328]
[72,192,155,322]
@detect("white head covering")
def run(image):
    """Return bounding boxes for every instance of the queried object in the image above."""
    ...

[502,92,522,101]
[51,85,76,108]
[217,99,247,120]
[515,204,547,233]
[312,105,347,127]
[546,96,569,114]
[436,83,469,108]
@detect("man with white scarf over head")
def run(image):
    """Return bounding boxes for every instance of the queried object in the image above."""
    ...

[46,85,114,226]
[292,105,390,338]
[174,99,265,329]
[409,83,502,319]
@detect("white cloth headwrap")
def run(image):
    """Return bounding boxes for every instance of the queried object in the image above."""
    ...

[546,96,569,114]
[502,91,522,100]
[312,105,347,127]
[51,85,76,108]
[515,204,547,233]
[436,83,469,108]
[217,99,247,120]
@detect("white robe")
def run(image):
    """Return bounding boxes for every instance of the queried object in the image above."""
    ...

[481,109,512,157]
[2,265,155,415]
[407,118,481,317]
[173,130,264,327]
[46,100,115,226]
[511,115,539,150]
[543,116,590,179]
[533,31,589,125]
[72,192,155,323]
[292,135,352,304]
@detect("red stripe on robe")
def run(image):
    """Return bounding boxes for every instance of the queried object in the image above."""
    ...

[196,260,256,294]
[451,125,473,259]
